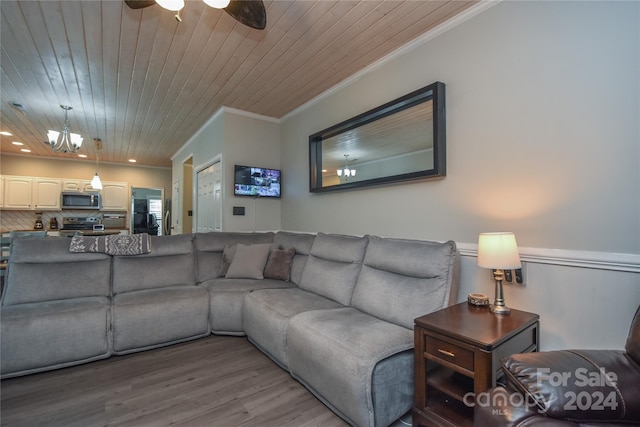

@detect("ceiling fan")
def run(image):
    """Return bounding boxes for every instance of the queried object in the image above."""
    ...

[124,0,266,30]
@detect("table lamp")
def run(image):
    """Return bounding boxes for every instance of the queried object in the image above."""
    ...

[477,232,521,314]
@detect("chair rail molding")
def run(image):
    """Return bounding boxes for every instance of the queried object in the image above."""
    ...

[457,243,640,273]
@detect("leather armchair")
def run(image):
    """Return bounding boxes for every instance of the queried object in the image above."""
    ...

[474,305,640,426]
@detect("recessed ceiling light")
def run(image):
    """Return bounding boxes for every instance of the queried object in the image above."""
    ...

[20,148,31,153]
[0,131,12,136]
[128,159,137,163]
[78,154,88,158]
[11,141,24,146]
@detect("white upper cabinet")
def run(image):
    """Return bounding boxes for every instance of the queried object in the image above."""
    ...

[101,182,129,211]
[62,180,93,192]
[4,176,33,209]
[3,176,62,210]
[32,178,62,210]
[2,176,130,212]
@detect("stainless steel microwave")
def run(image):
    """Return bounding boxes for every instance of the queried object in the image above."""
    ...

[61,192,101,210]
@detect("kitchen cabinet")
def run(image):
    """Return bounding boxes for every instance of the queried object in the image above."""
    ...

[62,180,93,192]
[2,176,62,210]
[2,175,130,212]
[3,176,33,209]
[101,182,129,211]
[32,178,62,210]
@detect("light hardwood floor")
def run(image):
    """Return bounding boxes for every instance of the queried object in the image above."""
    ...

[1,336,354,427]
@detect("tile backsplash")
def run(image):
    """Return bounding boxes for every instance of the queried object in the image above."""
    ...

[0,210,121,231]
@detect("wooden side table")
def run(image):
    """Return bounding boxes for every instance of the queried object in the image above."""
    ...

[413,302,539,427]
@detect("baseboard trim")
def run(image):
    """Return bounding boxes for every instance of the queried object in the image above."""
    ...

[457,243,640,273]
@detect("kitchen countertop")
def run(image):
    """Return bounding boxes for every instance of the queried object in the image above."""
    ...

[73,230,122,236]
[1,229,124,235]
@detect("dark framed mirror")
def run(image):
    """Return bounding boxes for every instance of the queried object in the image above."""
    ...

[309,81,445,193]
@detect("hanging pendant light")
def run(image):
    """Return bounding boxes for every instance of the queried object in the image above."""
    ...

[203,0,231,8]
[46,105,83,153]
[91,138,103,190]
[155,0,185,11]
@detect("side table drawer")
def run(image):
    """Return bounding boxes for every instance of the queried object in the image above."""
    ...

[426,336,474,371]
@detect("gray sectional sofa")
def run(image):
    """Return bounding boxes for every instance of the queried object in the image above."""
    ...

[1,231,459,427]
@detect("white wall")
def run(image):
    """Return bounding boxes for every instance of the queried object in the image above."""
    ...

[280,1,640,350]
[172,108,282,232]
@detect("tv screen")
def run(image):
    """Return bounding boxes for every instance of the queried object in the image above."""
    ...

[234,165,281,198]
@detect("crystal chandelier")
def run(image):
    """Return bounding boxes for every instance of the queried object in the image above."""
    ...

[336,154,356,180]
[46,105,83,153]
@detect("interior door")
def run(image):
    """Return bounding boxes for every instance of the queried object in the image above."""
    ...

[196,161,222,233]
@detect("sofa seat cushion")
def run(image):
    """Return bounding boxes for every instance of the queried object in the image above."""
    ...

[286,307,414,427]
[1,297,111,378]
[112,286,209,354]
[242,288,343,368]
[203,278,297,335]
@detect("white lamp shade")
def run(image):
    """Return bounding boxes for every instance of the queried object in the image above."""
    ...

[203,0,231,8]
[351,169,356,177]
[477,232,522,269]
[91,173,103,190]
[336,169,342,177]
[47,130,59,143]
[156,0,184,11]
[70,133,83,148]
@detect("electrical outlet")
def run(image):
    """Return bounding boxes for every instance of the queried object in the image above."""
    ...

[504,269,513,282]
[515,263,526,286]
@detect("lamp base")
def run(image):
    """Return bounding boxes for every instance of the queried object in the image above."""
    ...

[490,304,511,315]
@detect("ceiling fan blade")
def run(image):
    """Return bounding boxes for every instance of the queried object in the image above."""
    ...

[224,0,266,30]
[124,0,157,9]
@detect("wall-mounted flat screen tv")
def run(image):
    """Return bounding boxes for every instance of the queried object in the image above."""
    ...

[234,165,281,198]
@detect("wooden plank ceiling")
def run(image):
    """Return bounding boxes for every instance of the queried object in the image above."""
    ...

[0,0,477,168]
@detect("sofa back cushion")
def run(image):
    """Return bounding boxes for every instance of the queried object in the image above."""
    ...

[2,237,111,305]
[350,236,458,329]
[193,232,275,283]
[273,231,316,285]
[298,233,368,305]
[112,234,195,294]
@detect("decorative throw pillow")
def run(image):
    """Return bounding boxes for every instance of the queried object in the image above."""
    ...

[225,243,273,279]
[264,247,296,281]
[218,244,237,277]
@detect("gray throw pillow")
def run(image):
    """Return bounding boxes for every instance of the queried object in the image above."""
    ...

[263,247,296,281]
[218,244,237,277]
[225,243,272,279]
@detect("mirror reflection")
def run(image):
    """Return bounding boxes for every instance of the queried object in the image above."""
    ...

[321,100,434,186]
[309,81,445,192]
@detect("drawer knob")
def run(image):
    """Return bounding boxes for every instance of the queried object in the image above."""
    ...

[438,349,456,358]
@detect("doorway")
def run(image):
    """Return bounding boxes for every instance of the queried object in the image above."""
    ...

[196,159,222,233]
[131,187,164,236]
[182,157,193,234]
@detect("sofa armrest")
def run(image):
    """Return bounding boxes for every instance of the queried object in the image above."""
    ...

[501,350,640,423]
